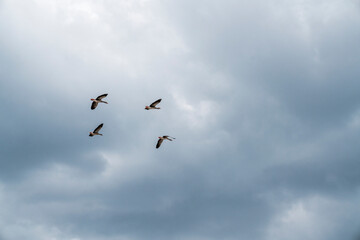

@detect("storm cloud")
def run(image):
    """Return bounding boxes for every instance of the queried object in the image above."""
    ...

[1,0,360,239]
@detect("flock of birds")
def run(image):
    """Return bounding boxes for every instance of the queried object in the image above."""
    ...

[89,93,175,149]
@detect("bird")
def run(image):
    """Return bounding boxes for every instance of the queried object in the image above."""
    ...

[145,99,161,110]
[89,123,104,137]
[91,94,108,110]
[156,135,175,148]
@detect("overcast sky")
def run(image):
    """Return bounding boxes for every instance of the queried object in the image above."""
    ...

[1,0,360,239]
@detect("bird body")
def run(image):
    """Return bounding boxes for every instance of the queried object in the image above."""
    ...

[156,135,175,148]
[91,94,108,110]
[89,123,104,137]
[145,99,161,110]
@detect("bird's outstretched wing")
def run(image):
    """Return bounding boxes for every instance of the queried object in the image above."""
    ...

[163,135,175,141]
[91,101,98,110]
[156,138,163,148]
[96,94,108,100]
[94,123,103,133]
[150,99,162,107]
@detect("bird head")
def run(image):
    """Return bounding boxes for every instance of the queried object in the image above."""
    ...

[90,98,95,101]
[145,106,150,110]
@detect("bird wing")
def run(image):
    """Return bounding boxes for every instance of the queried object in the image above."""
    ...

[163,136,172,141]
[150,99,162,107]
[91,101,98,110]
[96,94,108,100]
[163,135,175,140]
[156,138,163,148]
[94,123,103,133]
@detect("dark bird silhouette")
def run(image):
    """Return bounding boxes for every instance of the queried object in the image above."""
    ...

[91,94,108,110]
[145,99,161,110]
[89,123,104,137]
[156,135,175,148]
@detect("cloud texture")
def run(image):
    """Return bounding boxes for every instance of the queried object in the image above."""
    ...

[1,0,360,239]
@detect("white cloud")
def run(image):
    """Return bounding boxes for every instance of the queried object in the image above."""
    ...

[265,195,359,240]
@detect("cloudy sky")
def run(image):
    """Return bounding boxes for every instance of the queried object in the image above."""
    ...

[1,0,360,239]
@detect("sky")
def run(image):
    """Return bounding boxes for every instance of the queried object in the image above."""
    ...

[1,0,360,239]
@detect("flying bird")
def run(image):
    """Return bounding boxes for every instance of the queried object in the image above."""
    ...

[91,94,108,110]
[89,123,104,137]
[156,135,175,149]
[145,99,162,110]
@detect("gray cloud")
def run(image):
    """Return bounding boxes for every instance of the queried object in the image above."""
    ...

[0,0,360,239]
